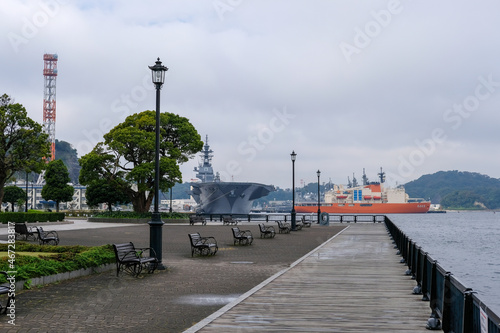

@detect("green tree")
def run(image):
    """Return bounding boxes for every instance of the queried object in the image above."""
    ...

[41,159,74,212]
[79,110,203,213]
[440,190,486,209]
[0,94,50,206]
[85,178,130,211]
[3,186,25,212]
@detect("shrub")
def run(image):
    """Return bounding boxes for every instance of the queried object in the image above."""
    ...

[0,243,115,282]
[0,212,65,224]
[93,211,189,219]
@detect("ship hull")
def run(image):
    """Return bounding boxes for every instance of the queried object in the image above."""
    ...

[295,202,430,214]
[191,182,274,215]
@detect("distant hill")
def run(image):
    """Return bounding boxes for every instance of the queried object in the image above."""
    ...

[55,140,80,184]
[404,170,500,209]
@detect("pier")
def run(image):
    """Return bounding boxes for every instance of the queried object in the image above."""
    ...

[186,223,431,332]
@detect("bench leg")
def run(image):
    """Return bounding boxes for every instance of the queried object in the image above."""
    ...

[122,263,142,277]
[146,261,158,274]
[0,294,14,315]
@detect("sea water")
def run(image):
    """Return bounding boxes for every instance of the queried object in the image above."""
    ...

[389,211,500,315]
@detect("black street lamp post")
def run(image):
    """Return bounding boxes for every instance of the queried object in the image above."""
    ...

[25,171,29,212]
[317,170,321,223]
[148,58,168,270]
[169,187,173,213]
[290,151,297,231]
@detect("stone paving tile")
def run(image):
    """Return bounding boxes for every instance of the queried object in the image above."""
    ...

[0,223,345,333]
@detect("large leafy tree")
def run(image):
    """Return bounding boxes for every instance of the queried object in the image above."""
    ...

[41,159,74,212]
[3,186,25,212]
[79,110,203,213]
[0,94,50,206]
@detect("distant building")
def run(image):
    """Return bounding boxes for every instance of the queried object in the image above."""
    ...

[5,182,89,211]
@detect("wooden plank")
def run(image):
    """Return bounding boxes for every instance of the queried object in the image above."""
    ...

[191,224,435,332]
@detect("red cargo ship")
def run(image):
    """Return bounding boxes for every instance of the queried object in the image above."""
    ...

[295,169,430,214]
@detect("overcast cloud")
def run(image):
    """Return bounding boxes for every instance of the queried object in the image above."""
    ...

[2,0,500,189]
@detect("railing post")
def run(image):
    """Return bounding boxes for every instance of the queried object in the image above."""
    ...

[411,244,419,279]
[426,260,442,330]
[406,240,413,275]
[463,288,474,333]
[421,252,429,300]
[442,272,452,332]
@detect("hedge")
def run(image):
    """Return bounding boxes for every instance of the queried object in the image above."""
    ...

[0,212,65,224]
[93,211,189,219]
[0,243,115,283]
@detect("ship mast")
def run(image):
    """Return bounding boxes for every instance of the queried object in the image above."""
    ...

[352,173,358,188]
[378,167,386,183]
[194,135,215,182]
[362,168,369,185]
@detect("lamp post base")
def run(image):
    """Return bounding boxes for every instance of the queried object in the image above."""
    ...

[291,210,297,231]
[149,212,166,270]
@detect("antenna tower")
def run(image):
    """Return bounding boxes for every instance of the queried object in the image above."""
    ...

[43,53,58,161]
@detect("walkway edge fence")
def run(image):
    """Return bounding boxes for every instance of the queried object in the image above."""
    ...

[385,216,500,333]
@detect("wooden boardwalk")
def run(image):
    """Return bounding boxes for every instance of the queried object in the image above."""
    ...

[186,223,436,332]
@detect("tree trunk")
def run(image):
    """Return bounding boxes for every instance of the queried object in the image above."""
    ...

[128,189,155,213]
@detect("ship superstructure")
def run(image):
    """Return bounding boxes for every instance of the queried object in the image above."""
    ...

[190,136,274,214]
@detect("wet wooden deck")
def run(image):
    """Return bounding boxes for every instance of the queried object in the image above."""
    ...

[186,223,436,332]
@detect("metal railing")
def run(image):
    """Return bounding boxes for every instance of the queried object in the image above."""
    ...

[198,213,387,224]
[385,216,500,332]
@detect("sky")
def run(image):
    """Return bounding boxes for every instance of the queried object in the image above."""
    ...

[2,0,500,189]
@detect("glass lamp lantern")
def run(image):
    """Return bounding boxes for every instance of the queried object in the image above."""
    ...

[149,58,168,86]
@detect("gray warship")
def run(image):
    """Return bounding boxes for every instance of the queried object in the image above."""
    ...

[190,137,274,215]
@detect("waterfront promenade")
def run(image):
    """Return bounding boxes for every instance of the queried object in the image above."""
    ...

[0,221,435,332]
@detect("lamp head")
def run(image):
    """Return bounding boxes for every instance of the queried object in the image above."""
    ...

[149,57,168,85]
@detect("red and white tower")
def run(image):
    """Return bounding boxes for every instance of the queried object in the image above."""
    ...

[43,53,58,161]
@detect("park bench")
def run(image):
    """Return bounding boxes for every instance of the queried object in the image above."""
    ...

[223,216,238,225]
[0,271,14,315]
[295,219,304,230]
[14,223,37,241]
[300,216,312,227]
[276,221,291,234]
[112,242,159,277]
[189,215,207,225]
[188,233,218,257]
[231,227,253,245]
[36,227,59,245]
[258,223,276,238]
